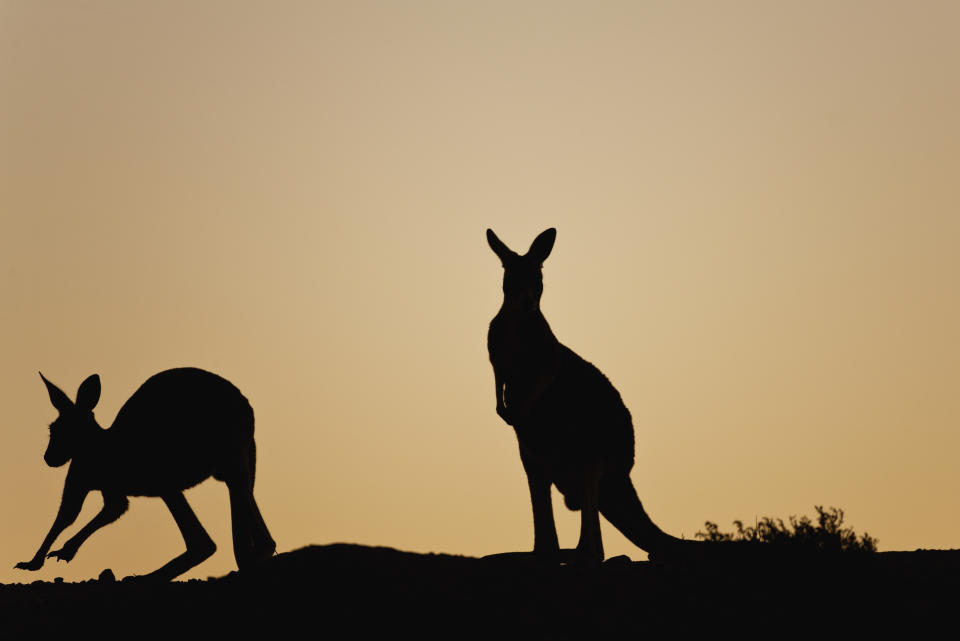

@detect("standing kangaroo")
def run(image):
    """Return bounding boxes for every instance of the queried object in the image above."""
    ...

[487,228,690,564]
[16,368,276,581]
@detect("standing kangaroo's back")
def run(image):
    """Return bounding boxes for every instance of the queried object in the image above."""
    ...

[535,344,636,472]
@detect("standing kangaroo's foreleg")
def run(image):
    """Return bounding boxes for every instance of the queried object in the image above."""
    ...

[47,493,129,563]
[500,365,558,426]
[494,374,511,423]
[15,473,88,571]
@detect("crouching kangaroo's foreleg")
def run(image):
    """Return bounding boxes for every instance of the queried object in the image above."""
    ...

[15,472,89,571]
[47,492,129,563]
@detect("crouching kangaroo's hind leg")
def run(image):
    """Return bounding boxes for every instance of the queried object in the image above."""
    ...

[222,440,276,570]
[145,492,217,582]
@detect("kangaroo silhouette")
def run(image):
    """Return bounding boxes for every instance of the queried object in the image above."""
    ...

[487,228,693,564]
[15,368,276,581]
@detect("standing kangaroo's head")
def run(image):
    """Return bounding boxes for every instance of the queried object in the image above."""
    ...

[39,373,101,467]
[487,228,556,313]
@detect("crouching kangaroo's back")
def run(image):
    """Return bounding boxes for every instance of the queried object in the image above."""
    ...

[487,228,685,563]
[106,369,257,492]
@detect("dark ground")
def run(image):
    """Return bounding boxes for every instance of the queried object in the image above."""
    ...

[3,544,959,637]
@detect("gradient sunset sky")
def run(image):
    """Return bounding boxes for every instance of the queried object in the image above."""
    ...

[2,1,959,583]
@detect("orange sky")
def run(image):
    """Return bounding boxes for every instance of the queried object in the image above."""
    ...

[2,1,959,583]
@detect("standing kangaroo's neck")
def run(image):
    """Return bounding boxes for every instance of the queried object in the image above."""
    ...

[492,300,558,348]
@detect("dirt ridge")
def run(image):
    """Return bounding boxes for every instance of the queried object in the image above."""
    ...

[3,544,958,635]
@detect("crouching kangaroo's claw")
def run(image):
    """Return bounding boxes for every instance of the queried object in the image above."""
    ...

[15,558,44,571]
[47,546,76,563]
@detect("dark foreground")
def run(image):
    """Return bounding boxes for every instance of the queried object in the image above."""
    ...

[3,544,958,636]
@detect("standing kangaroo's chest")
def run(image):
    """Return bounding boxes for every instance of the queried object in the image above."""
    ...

[490,318,636,472]
[488,313,576,454]
[488,313,557,380]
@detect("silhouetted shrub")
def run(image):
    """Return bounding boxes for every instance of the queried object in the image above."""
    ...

[695,506,877,553]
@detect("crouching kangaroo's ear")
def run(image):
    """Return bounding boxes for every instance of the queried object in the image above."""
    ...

[527,228,556,263]
[487,229,517,264]
[40,372,73,413]
[76,374,101,412]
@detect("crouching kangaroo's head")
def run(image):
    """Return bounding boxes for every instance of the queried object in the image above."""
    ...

[487,228,556,313]
[39,373,101,467]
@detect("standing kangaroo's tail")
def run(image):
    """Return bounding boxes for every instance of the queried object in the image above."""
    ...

[600,475,687,555]
[602,476,758,563]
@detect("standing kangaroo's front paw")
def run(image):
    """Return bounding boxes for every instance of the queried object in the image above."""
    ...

[496,404,515,425]
[15,558,45,571]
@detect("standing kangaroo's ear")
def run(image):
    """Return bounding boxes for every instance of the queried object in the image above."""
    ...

[76,374,101,412]
[40,373,73,413]
[527,228,556,263]
[487,229,517,264]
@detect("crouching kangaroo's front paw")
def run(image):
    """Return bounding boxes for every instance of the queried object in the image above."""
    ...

[47,544,78,563]
[15,557,45,571]
[496,403,515,425]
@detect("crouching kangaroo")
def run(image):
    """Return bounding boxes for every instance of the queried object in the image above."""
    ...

[16,368,276,581]
[487,228,695,564]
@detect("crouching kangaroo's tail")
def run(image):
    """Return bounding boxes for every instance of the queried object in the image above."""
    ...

[227,440,277,570]
[600,475,688,556]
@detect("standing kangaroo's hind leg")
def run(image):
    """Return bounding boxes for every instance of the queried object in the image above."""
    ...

[519,446,560,557]
[575,460,604,564]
